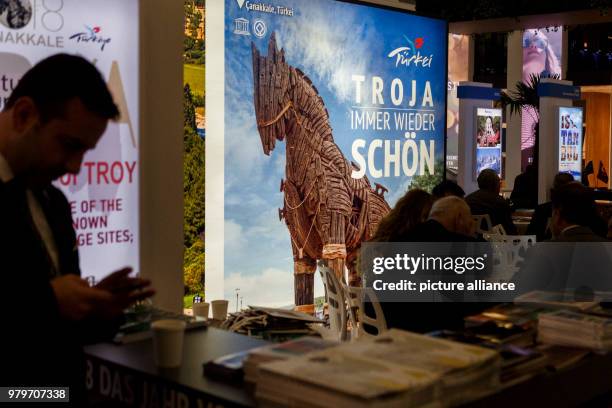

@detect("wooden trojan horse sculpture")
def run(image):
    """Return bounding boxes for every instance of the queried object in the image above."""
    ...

[252,34,391,313]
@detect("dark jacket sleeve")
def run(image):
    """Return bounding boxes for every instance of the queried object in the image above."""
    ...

[499,199,517,235]
[43,185,123,343]
[526,204,550,241]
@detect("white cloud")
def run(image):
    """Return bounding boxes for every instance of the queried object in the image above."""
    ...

[225,268,294,311]
[224,267,328,312]
[224,109,267,188]
[225,219,247,253]
[277,6,377,103]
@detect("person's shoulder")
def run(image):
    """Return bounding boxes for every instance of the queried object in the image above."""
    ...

[563,226,608,242]
[491,193,509,207]
[465,190,480,201]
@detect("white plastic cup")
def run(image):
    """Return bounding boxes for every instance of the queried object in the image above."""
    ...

[211,300,229,320]
[151,319,186,367]
[192,302,210,319]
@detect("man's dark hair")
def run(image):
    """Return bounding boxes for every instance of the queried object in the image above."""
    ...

[5,53,119,122]
[477,168,500,192]
[551,182,594,226]
[552,172,574,190]
[432,180,465,199]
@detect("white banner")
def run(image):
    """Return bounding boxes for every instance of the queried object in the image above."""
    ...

[0,0,139,281]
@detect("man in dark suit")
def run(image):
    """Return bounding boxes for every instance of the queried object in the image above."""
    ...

[514,182,611,296]
[526,172,573,240]
[466,169,517,234]
[510,163,538,209]
[0,54,154,405]
[549,182,608,242]
[527,172,606,241]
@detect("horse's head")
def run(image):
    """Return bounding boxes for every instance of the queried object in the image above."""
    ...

[252,33,290,155]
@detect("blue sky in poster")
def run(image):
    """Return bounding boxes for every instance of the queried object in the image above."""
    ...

[223,0,447,308]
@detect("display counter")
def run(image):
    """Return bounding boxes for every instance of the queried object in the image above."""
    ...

[85,326,612,407]
[85,327,267,407]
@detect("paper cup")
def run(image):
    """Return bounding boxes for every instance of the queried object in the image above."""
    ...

[192,302,210,319]
[211,300,229,320]
[151,319,186,367]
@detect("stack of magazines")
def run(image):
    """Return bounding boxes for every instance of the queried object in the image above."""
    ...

[256,329,500,407]
[244,337,338,384]
[538,310,612,350]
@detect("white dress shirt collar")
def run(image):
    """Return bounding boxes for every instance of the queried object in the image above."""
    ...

[0,151,14,183]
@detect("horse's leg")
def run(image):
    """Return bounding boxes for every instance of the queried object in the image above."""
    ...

[322,211,347,284]
[294,257,316,314]
[289,240,316,314]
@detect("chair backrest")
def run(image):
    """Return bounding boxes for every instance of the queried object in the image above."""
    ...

[473,214,493,234]
[357,287,388,338]
[319,262,348,341]
[341,284,361,341]
[490,223,507,235]
[340,284,387,339]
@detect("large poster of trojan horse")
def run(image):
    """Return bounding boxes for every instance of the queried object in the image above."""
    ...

[252,34,391,311]
[218,0,447,311]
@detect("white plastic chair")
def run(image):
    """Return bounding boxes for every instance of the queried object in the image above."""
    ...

[473,214,493,235]
[346,285,387,339]
[483,234,536,282]
[319,262,348,342]
[318,261,387,341]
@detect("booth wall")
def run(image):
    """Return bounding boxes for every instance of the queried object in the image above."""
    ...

[583,92,611,189]
[140,0,185,312]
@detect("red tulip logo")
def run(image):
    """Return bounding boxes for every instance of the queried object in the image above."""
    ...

[93,26,101,33]
[415,37,424,49]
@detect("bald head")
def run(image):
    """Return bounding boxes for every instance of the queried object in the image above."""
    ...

[429,196,474,237]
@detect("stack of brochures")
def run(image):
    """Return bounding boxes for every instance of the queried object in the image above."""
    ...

[514,291,599,311]
[538,310,612,350]
[256,329,500,407]
[243,337,338,384]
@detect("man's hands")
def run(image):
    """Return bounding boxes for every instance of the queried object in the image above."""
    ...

[51,267,155,321]
[95,267,155,318]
